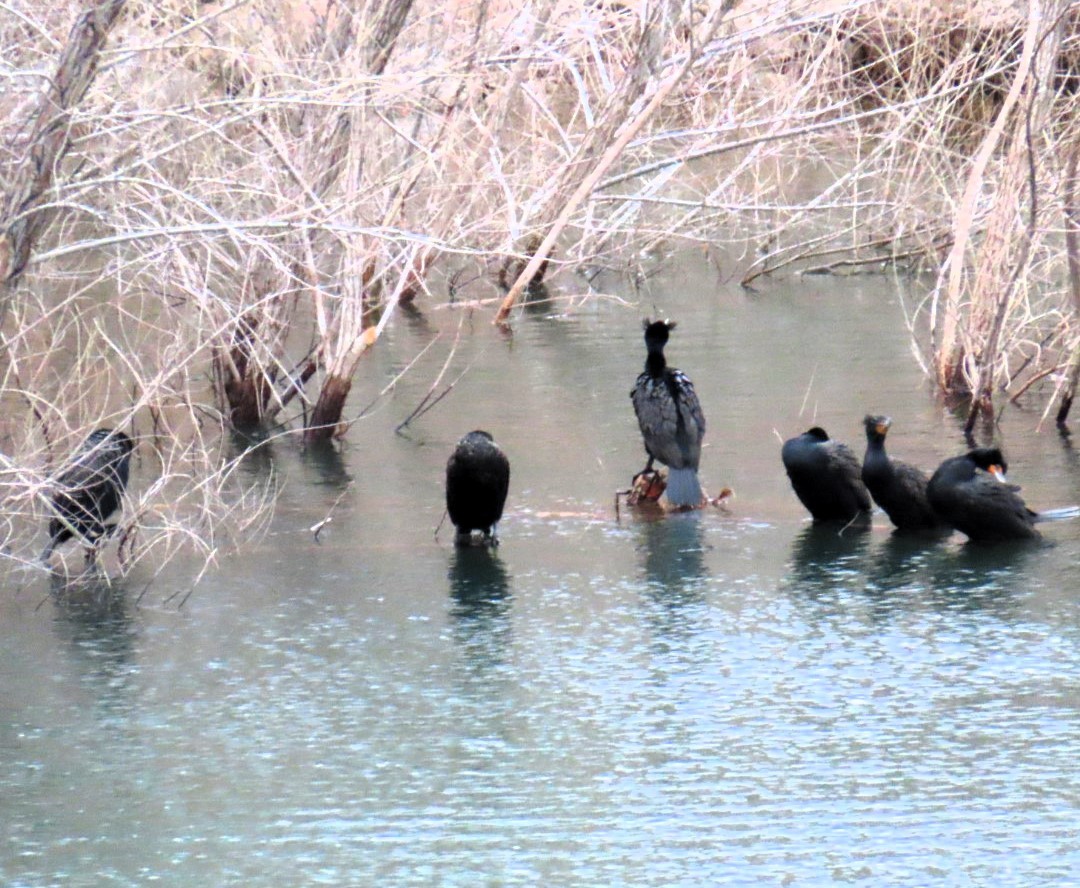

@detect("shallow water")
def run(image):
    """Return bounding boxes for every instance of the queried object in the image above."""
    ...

[4,258,1080,886]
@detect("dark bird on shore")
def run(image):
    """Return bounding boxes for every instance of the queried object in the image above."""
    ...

[446,430,510,546]
[927,447,1080,542]
[862,415,949,534]
[630,319,706,508]
[782,426,872,524]
[41,428,135,564]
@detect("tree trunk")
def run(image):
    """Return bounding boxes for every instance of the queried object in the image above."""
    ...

[495,0,735,324]
[962,0,1065,432]
[0,0,127,309]
[932,0,1044,397]
[305,376,353,444]
[1056,136,1080,426]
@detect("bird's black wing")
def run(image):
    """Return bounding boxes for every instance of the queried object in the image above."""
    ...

[631,369,705,470]
[829,442,872,511]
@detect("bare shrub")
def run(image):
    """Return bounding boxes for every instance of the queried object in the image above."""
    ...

[5,0,1080,587]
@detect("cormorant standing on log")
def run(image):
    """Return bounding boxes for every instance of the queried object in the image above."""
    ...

[630,319,706,508]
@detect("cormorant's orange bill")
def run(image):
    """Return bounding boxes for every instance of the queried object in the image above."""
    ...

[988,464,1008,482]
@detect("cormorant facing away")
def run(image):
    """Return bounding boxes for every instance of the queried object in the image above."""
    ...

[782,426,872,524]
[862,415,949,533]
[630,319,706,508]
[41,428,135,564]
[927,447,1079,542]
[446,430,510,546]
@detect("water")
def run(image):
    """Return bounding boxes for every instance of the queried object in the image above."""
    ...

[4,258,1080,886]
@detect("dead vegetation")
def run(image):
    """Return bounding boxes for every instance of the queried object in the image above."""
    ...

[2,0,1080,585]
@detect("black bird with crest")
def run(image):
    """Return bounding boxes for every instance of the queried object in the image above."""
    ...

[630,318,706,508]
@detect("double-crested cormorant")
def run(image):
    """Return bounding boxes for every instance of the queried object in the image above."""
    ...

[926,447,1079,542]
[445,430,510,546]
[630,319,706,508]
[41,428,135,563]
[782,426,871,523]
[862,415,949,533]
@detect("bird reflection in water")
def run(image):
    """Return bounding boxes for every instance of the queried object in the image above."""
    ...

[48,572,137,712]
[786,522,871,594]
[636,512,709,641]
[448,546,512,674]
[864,530,943,596]
[922,539,1033,617]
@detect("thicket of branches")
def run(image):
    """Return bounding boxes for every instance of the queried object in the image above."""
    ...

[2,0,1079,583]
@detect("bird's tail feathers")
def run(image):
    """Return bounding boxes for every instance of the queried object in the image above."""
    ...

[665,468,703,507]
[1035,505,1080,522]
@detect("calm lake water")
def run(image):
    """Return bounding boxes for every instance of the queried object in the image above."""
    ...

[4,256,1080,886]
